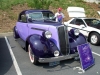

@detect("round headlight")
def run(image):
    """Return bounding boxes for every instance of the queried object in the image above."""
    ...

[45,31,52,39]
[54,50,59,57]
[74,29,79,36]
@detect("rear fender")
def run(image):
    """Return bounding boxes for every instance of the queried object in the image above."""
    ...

[13,26,19,38]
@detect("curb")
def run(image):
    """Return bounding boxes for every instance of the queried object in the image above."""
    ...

[0,32,13,36]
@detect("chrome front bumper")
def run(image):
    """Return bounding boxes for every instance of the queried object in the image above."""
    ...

[39,53,78,63]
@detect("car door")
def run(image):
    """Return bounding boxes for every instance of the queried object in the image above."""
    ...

[27,12,49,36]
[67,18,81,31]
[16,12,29,41]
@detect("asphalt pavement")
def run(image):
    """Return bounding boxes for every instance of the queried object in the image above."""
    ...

[0,35,100,75]
[0,37,17,75]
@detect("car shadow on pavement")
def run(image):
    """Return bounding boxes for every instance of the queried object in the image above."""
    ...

[37,58,80,72]
[0,37,13,75]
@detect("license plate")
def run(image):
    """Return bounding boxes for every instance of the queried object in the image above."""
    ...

[49,61,60,66]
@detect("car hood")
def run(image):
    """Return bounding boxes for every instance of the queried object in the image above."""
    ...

[33,20,62,26]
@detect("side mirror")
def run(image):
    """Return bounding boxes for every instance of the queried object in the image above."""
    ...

[28,18,33,22]
[80,24,85,28]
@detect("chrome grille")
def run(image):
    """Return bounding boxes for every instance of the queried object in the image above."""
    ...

[58,26,69,55]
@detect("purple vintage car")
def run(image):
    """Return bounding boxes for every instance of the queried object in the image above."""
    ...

[13,9,87,65]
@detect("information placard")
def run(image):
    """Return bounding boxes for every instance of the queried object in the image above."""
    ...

[77,43,95,70]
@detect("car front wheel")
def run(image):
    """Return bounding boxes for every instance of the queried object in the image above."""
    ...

[28,44,38,65]
[90,32,100,45]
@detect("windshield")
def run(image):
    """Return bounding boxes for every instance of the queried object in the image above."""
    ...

[27,12,43,20]
[84,19,100,26]
[27,11,54,21]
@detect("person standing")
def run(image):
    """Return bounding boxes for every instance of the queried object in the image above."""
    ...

[54,7,65,23]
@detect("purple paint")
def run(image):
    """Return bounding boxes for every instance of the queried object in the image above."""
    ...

[77,43,95,70]
[14,9,92,64]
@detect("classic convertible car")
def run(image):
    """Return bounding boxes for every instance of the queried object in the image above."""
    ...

[13,9,87,65]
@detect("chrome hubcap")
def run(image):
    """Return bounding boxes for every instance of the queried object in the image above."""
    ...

[91,35,98,44]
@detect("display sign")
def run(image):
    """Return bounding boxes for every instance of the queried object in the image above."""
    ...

[77,43,95,70]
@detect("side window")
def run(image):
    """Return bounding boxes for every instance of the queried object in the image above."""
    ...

[42,12,54,19]
[70,19,76,24]
[19,13,27,23]
[43,12,49,19]
[75,19,85,26]
[21,14,27,23]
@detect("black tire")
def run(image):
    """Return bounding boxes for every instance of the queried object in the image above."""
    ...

[28,44,39,65]
[13,26,19,39]
[89,32,100,45]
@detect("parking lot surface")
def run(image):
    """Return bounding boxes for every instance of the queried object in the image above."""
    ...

[0,37,17,75]
[0,35,100,75]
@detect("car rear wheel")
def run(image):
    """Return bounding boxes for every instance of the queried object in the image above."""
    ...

[90,32,100,45]
[13,26,19,39]
[28,44,38,65]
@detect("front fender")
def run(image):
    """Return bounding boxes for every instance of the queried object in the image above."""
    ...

[69,33,87,54]
[27,34,59,58]
[27,34,48,57]
[69,33,87,48]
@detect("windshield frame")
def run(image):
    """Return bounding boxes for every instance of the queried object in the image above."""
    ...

[26,11,55,22]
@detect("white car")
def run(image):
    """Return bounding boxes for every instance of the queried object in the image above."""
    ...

[64,7,100,45]
[64,17,100,45]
